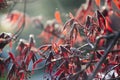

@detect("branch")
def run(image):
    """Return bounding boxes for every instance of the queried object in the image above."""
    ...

[88,32,120,80]
[102,63,120,80]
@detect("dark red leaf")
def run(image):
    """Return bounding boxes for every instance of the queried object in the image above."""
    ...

[96,51,102,59]
[8,52,15,61]
[7,64,16,80]
[25,51,34,66]
[85,15,91,29]
[17,39,26,52]
[46,62,54,73]
[21,47,29,58]
[38,44,52,54]
[54,69,64,76]
[96,10,106,29]
[32,54,37,63]
[87,65,95,74]
[38,44,51,50]
[20,72,25,80]
[69,23,78,40]
[0,59,5,77]
[60,46,71,54]
[60,46,71,58]
[32,58,43,70]
[58,72,66,80]
[29,34,35,47]
[47,51,54,62]
[8,52,19,66]
[106,0,112,10]
[56,60,69,74]
[63,18,74,30]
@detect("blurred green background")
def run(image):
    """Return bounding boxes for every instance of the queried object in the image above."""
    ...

[0,0,85,46]
[0,0,85,47]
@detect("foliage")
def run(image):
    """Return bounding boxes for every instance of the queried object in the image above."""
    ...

[0,0,120,80]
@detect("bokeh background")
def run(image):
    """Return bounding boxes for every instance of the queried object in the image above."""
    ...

[1,0,85,46]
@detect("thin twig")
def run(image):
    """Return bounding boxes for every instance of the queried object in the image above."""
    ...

[7,1,17,15]
[12,0,27,40]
